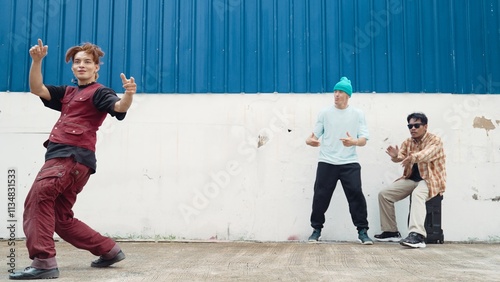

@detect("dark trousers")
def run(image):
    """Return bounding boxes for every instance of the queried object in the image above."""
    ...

[23,157,117,269]
[310,162,369,231]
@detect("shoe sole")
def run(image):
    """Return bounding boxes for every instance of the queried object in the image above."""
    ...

[308,236,321,243]
[374,237,402,242]
[358,239,374,245]
[400,241,426,248]
[38,269,60,279]
[9,269,59,280]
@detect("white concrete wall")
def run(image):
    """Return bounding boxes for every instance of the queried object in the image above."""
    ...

[1,92,499,242]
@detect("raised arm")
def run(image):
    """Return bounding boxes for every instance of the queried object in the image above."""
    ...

[28,39,50,100]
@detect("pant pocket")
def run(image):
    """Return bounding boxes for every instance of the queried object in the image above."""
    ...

[34,163,73,201]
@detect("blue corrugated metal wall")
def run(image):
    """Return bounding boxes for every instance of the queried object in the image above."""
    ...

[1,0,499,94]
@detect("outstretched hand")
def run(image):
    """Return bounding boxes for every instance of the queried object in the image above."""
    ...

[385,145,399,158]
[120,73,137,95]
[29,39,48,61]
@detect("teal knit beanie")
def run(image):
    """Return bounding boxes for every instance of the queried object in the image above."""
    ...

[333,77,353,97]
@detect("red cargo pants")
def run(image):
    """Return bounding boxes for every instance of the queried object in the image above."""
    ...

[23,157,117,269]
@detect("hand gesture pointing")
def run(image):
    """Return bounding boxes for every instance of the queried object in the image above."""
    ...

[340,132,356,147]
[29,39,48,62]
[114,73,137,113]
[120,73,137,95]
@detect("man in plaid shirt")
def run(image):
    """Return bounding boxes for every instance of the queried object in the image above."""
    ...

[375,112,446,248]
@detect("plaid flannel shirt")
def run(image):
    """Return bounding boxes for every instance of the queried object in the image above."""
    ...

[393,132,446,198]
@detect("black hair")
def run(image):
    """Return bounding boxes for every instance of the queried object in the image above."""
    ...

[407,112,428,124]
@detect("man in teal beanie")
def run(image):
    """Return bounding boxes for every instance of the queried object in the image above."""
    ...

[305,76,373,244]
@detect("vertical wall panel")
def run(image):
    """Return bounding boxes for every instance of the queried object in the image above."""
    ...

[386,1,403,93]
[484,0,500,93]
[308,0,325,93]
[80,1,97,43]
[127,0,145,88]
[478,0,499,93]
[109,0,130,91]
[243,1,258,93]
[338,0,357,82]
[324,0,341,92]
[468,1,487,93]
[193,0,209,93]
[161,0,178,93]
[141,1,161,93]
[422,1,436,92]
[0,0,13,90]
[259,0,275,93]
[41,1,63,86]
[7,1,33,92]
[1,0,499,94]
[436,0,455,93]
[291,0,307,93]
[403,1,422,93]
[226,0,243,93]
[275,0,291,93]
[177,0,193,93]
[209,0,226,93]
[355,0,375,93]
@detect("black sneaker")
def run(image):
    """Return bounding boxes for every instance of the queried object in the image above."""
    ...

[400,232,426,248]
[308,228,321,242]
[374,231,402,242]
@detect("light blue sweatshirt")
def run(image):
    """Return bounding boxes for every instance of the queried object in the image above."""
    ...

[313,105,369,165]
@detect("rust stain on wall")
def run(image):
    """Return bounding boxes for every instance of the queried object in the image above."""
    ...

[473,116,496,135]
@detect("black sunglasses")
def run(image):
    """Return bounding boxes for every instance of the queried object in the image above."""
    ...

[407,123,425,129]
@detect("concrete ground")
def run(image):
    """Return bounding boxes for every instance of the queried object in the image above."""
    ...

[3,240,500,281]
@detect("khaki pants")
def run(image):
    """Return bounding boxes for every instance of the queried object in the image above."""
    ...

[378,179,429,237]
